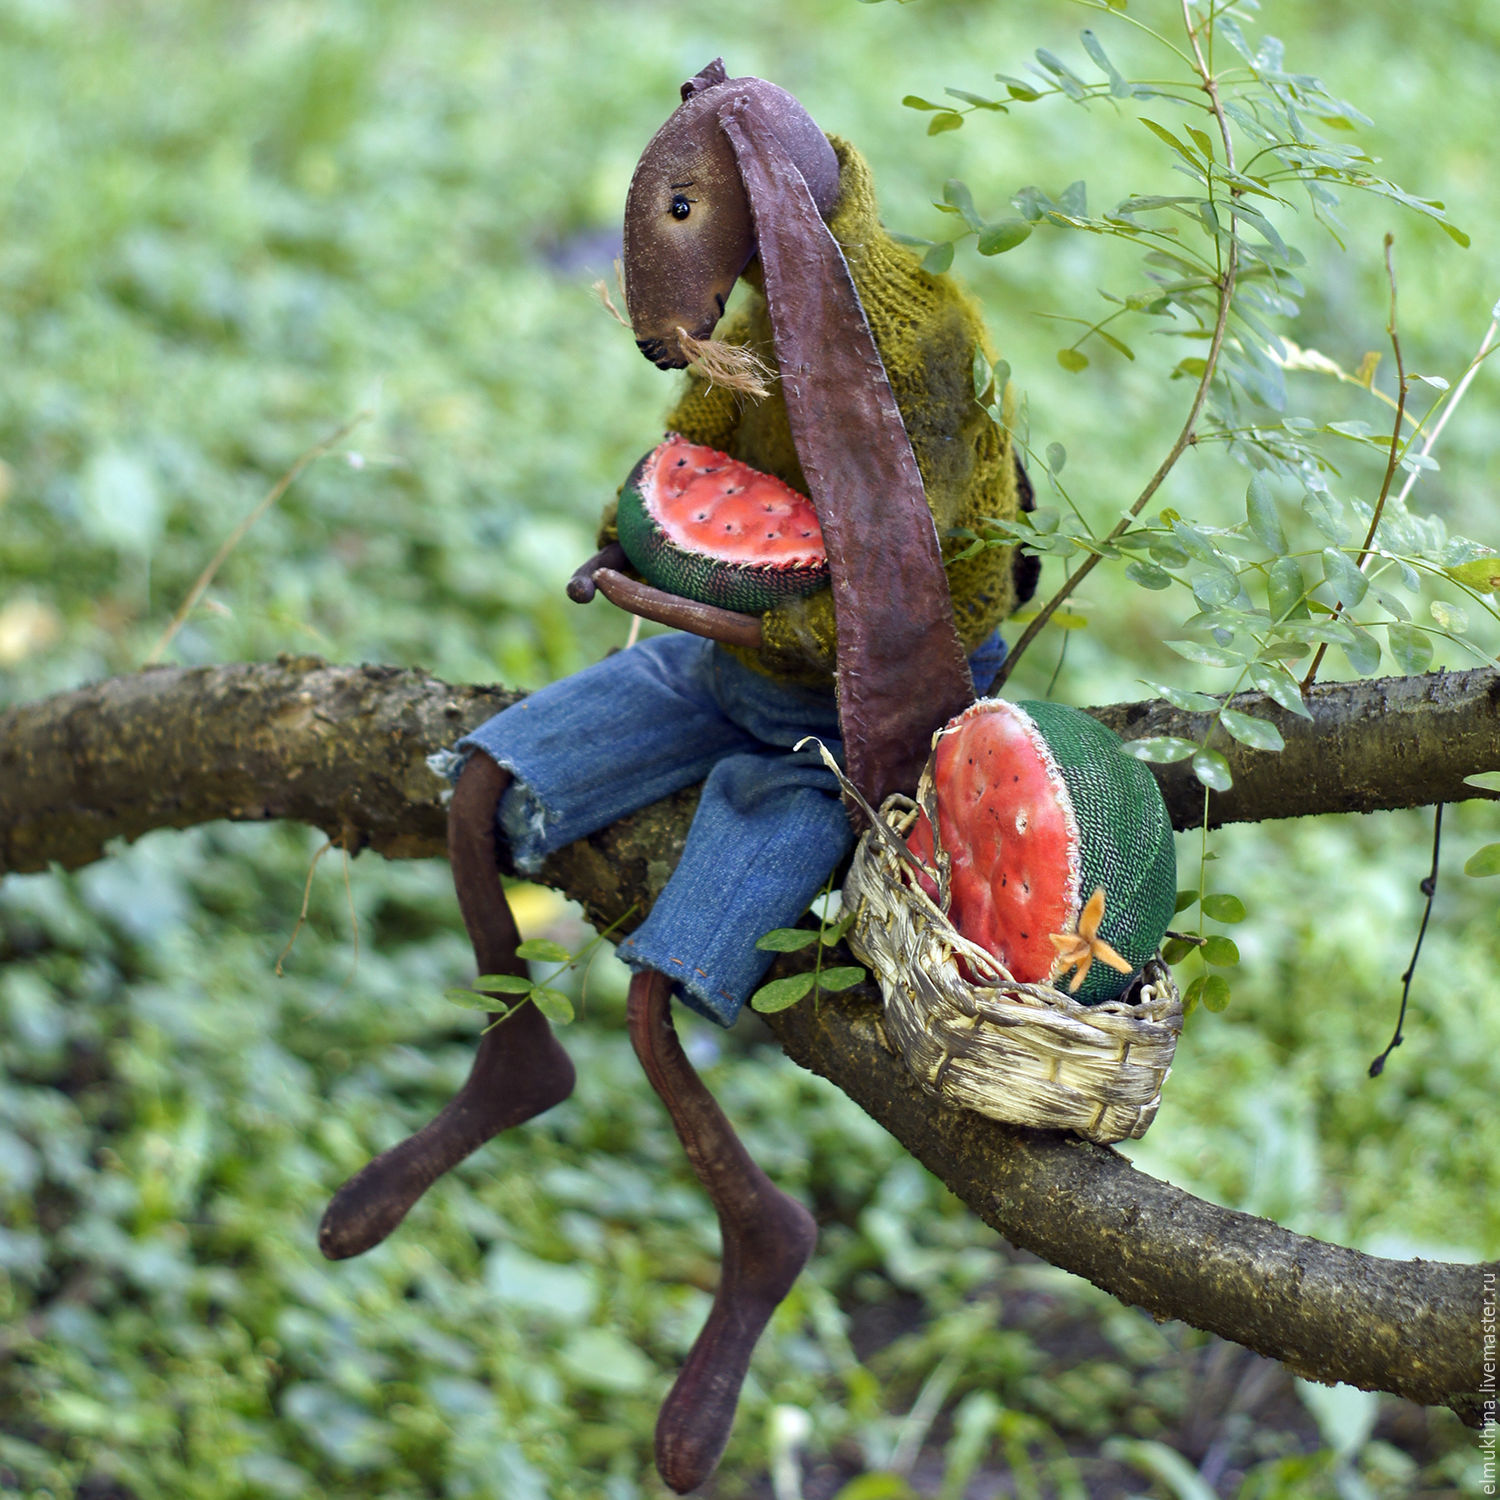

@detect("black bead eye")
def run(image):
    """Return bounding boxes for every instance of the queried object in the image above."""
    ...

[670,193,693,221]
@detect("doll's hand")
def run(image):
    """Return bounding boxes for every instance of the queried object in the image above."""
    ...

[591,567,764,649]
[567,543,630,603]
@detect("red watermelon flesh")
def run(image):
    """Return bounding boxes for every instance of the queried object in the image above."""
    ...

[906,699,1081,985]
[616,436,829,613]
[649,438,824,565]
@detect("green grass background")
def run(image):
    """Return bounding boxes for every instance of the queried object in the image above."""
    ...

[1,1,1496,1495]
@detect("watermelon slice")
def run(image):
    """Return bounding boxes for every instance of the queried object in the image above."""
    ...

[906,698,1177,1004]
[616,435,829,613]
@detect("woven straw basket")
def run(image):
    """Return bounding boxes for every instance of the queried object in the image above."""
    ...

[841,791,1182,1145]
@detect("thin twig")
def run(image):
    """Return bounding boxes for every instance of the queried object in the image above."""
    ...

[1369,803,1442,1077]
[341,843,360,986]
[276,838,336,976]
[1391,313,1499,511]
[994,2,1241,690]
[144,410,370,665]
[1301,237,1405,690]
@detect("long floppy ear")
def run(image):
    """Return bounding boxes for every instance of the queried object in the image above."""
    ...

[718,96,974,808]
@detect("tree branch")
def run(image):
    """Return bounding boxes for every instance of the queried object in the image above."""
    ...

[1,658,1494,1424]
[3,659,1495,878]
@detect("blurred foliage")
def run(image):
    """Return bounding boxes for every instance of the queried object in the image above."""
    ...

[0,0,1495,1495]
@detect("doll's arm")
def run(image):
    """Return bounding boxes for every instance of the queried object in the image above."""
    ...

[568,544,764,647]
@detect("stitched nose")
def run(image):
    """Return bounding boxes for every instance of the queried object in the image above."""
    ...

[637,337,686,370]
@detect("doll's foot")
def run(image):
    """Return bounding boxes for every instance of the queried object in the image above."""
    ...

[655,1172,815,1492]
[627,969,817,1493]
[319,998,574,1260]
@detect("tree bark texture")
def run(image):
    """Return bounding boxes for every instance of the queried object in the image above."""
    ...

[1,657,1496,1424]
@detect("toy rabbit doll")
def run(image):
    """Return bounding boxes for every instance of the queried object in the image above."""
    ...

[320,60,1034,1493]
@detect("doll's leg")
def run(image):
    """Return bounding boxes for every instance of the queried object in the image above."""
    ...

[319,752,575,1260]
[627,968,816,1494]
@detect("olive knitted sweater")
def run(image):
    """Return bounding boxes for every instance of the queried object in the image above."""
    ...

[605,138,1028,685]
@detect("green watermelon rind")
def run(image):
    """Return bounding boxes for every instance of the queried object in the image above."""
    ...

[616,440,830,615]
[1017,700,1178,1004]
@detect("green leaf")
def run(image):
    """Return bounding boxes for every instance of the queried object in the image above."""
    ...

[1165,640,1243,668]
[1201,974,1232,1012]
[445,987,509,1011]
[1058,179,1087,217]
[1161,937,1198,966]
[1183,974,1206,1014]
[1302,488,1349,543]
[830,1475,919,1500]
[756,927,820,952]
[1267,557,1308,623]
[1185,124,1216,162]
[1444,556,1500,593]
[1191,568,1240,610]
[923,240,955,273]
[1173,889,1200,914]
[1121,736,1197,763]
[1141,680,1220,714]
[1201,893,1246,923]
[1464,843,1500,877]
[1385,622,1433,674]
[1321,547,1368,606]
[902,95,946,111]
[1045,441,1066,476]
[1249,662,1311,719]
[814,966,867,994]
[1192,747,1233,792]
[473,973,536,994]
[1201,935,1240,967]
[1246,475,1286,552]
[1462,771,1500,795]
[1034,49,1087,99]
[927,112,964,136]
[1340,624,1382,677]
[516,938,571,963]
[1079,29,1128,96]
[946,88,1005,112]
[1172,522,1225,566]
[1056,347,1089,372]
[942,179,984,232]
[1127,560,1174,590]
[972,345,993,400]
[995,74,1042,102]
[1140,117,1198,160]
[750,972,816,1014]
[529,987,575,1024]
[821,909,858,945]
[1429,599,1469,633]
[1220,708,1285,752]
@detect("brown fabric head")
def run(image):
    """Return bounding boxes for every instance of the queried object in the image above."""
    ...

[622,65,838,367]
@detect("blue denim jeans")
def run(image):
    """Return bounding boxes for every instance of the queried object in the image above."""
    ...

[456,631,1006,1027]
